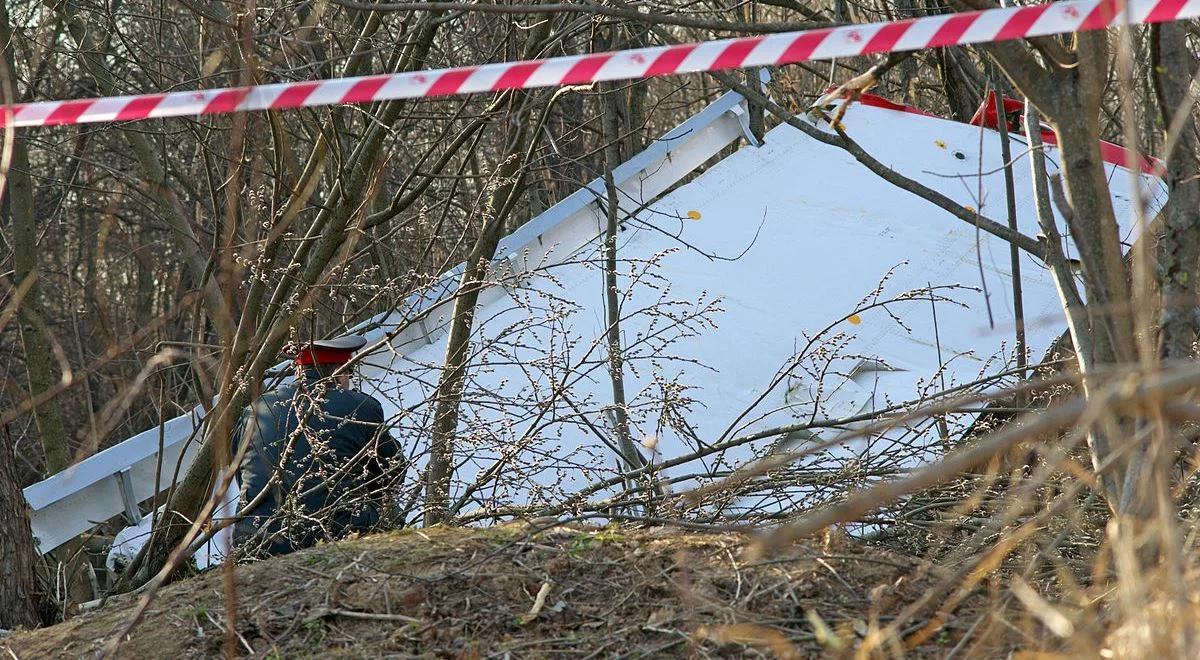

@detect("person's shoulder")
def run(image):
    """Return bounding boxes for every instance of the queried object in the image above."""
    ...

[250,385,294,411]
[336,387,377,404]
[329,387,384,417]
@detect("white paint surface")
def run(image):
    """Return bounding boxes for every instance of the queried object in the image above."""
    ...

[46,97,1167,567]
[354,103,1163,520]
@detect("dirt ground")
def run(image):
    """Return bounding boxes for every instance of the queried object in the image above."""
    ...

[2,524,988,658]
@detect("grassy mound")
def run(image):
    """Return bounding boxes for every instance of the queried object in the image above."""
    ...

[3,524,967,658]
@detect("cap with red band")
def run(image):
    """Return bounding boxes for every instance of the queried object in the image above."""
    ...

[294,335,368,366]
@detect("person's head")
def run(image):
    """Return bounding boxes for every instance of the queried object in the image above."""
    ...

[294,336,367,388]
[304,363,352,388]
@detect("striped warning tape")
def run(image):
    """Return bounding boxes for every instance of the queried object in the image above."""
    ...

[3,0,1196,128]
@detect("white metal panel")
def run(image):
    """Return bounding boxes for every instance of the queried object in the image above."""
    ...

[357,102,1166,518]
[25,408,205,553]
[27,89,1168,553]
[22,88,757,554]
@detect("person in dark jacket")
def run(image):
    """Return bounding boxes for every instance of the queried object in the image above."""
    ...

[230,336,401,557]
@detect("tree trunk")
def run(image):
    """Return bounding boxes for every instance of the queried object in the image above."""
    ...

[1152,23,1200,361]
[987,31,1139,510]
[1052,108,1135,367]
[601,82,647,474]
[7,138,71,476]
[1023,101,1092,372]
[0,4,70,476]
[423,105,541,525]
[0,433,43,629]
[1,5,98,609]
[938,48,982,123]
[424,19,551,526]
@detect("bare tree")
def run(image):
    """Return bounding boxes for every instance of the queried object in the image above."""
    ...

[0,422,41,629]
[424,15,554,525]
[1150,22,1200,361]
[600,78,647,475]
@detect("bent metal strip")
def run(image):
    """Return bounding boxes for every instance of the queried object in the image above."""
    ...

[3,0,1197,128]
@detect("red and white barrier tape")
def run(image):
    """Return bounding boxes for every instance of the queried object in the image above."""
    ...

[4,0,1196,128]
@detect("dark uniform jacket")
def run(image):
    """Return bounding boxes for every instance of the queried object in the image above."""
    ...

[230,369,400,556]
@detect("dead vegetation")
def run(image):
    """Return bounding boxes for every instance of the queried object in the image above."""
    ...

[3,0,1200,656]
[3,524,980,658]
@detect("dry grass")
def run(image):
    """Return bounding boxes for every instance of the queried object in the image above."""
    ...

[3,524,983,658]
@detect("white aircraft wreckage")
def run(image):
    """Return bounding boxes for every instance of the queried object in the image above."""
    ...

[24,83,1165,571]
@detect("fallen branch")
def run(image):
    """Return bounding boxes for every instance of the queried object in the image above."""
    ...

[519,582,552,625]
